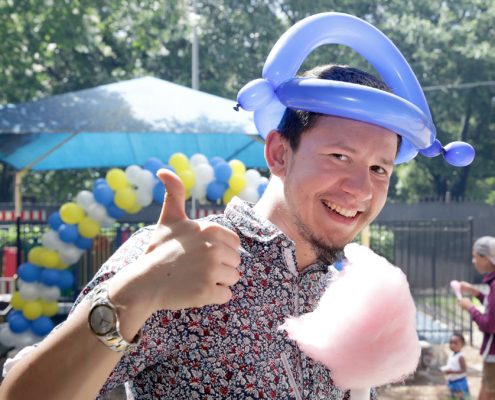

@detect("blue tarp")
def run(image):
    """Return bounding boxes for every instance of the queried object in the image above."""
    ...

[0,77,265,170]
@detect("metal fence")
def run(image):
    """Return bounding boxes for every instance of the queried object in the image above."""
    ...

[1,218,475,344]
[366,219,474,344]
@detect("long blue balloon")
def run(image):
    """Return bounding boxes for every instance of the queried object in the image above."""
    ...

[237,12,475,166]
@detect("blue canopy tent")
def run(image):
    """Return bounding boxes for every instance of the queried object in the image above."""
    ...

[0,76,266,216]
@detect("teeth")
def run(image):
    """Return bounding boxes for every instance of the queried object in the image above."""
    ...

[323,201,357,218]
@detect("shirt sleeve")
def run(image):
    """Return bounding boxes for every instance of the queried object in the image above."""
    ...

[469,281,495,334]
[476,291,486,304]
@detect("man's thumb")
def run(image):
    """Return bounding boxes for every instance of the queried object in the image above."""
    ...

[156,169,188,224]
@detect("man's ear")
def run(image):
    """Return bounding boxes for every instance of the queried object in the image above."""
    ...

[265,130,289,178]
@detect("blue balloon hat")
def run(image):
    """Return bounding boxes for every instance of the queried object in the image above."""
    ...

[236,12,474,167]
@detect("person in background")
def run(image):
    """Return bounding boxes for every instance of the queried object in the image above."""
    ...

[459,236,495,400]
[441,332,471,399]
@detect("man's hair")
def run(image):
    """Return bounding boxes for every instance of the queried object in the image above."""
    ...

[277,64,402,155]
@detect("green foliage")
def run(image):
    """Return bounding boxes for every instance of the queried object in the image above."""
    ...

[0,0,494,203]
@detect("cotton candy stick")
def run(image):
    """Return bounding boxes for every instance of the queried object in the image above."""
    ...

[450,280,463,300]
[280,243,420,397]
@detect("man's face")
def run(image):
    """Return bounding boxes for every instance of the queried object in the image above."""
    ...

[282,115,397,255]
[472,251,491,274]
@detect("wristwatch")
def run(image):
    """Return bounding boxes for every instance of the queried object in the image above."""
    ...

[88,281,142,353]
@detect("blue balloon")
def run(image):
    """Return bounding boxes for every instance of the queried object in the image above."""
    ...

[207,180,226,201]
[9,314,30,333]
[92,178,106,191]
[48,212,63,231]
[58,223,79,243]
[57,270,74,290]
[333,259,346,271]
[258,181,269,198]
[209,157,225,169]
[106,201,126,219]
[143,157,164,175]
[162,164,176,174]
[31,316,54,336]
[153,181,166,203]
[237,78,275,111]
[93,182,114,206]
[7,310,23,322]
[214,162,233,183]
[40,269,61,286]
[443,142,475,167]
[75,236,93,250]
[18,263,41,283]
[420,139,443,157]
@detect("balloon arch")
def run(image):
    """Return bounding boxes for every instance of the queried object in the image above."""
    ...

[0,153,268,349]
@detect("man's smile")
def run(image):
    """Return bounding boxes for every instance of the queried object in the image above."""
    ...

[322,200,358,218]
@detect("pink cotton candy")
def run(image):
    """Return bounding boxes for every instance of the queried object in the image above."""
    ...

[280,243,420,390]
[450,280,463,300]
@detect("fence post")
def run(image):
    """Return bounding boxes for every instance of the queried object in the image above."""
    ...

[468,216,474,346]
[431,218,437,325]
[16,216,22,269]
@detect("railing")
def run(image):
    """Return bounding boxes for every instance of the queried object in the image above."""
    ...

[0,277,14,295]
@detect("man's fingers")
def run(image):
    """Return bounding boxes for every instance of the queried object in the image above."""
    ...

[156,169,188,225]
[213,285,234,305]
[215,263,240,287]
[201,223,241,250]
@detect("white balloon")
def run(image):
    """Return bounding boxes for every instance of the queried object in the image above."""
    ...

[136,187,153,207]
[58,243,83,265]
[239,187,260,203]
[194,164,215,184]
[41,230,64,251]
[17,278,27,288]
[87,203,107,222]
[190,183,207,199]
[189,153,209,169]
[100,215,117,228]
[136,169,156,190]
[0,326,19,347]
[125,165,143,186]
[244,169,262,188]
[15,330,44,347]
[19,282,41,302]
[76,190,96,211]
[259,176,269,185]
[39,284,61,303]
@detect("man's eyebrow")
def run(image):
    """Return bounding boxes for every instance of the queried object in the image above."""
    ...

[330,141,395,167]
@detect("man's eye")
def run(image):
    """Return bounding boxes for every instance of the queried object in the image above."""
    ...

[371,165,386,174]
[332,154,348,161]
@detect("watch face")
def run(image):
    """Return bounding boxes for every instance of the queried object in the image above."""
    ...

[90,305,115,336]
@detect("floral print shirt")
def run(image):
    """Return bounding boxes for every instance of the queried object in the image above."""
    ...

[70,197,379,400]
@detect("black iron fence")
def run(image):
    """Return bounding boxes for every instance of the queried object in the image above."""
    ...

[363,219,474,344]
[1,218,475,344]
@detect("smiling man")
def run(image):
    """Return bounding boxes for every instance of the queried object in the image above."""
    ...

[1,65,399,400]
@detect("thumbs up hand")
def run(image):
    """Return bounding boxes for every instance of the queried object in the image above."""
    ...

[137,169,241,313]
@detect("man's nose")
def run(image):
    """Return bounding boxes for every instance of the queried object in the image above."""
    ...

[341,167,373,202]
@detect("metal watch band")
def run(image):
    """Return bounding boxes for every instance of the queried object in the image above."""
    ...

[89,281,143,354]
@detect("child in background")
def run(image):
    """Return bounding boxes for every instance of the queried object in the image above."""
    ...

[441,332,471,399]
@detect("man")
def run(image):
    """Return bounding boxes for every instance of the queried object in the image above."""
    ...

[0,64,400,400]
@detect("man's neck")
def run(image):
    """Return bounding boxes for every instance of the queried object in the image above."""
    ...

[253,178,316,271]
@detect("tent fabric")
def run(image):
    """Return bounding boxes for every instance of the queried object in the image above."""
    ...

[0,77,266,170]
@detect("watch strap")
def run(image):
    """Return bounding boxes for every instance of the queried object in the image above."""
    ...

[89,281,143,354]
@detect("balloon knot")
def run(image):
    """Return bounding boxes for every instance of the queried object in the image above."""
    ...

[233,103,240,112]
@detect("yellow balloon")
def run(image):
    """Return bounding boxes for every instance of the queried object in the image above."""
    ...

[114,188,136,210]
[178,169,195,190]
[41,250,60,269]
[56,261,69,270]
[23,301,43,320]
[169,153,189,172]
[229,160,246,175]
[106,168,128,191]
[126,203,142,214]
[223,188,236,205]
[228,173,246,193]
[185,189,191,200]
[40,300,58,317]
[78,217,100,238]
[10,291,27,310]
[28,246,46,266]
[60,202,85,224]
